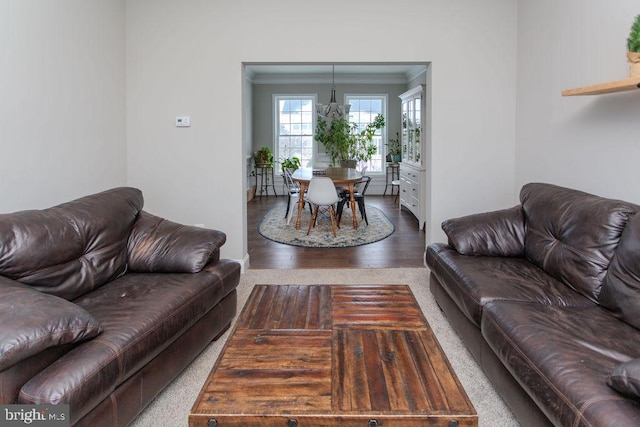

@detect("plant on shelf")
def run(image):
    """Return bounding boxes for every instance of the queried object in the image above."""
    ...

[386,132,401,163]
[315,114,386,167]
[627,14,640,77]
[253,146,273,166]
[279,156,301,173]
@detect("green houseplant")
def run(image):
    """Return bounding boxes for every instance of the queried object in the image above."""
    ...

[253,146,273,166]
[315,114,386,167]
[279,156,301,173]
[627,14,640,77]
[386,132,401,163]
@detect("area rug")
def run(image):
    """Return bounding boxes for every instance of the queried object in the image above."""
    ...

[258,204,395,248]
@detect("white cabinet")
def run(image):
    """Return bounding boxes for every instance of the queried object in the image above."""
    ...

[399,85,426,229]
[399,85,425,166]
[399,163,425,229]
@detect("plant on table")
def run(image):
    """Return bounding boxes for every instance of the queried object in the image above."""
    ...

[279,156,301,174]
[315,114,386,167]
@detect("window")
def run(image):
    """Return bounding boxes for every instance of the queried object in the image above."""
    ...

[274,95,315,168]
[274,94,387,172]
[345,95,387,173]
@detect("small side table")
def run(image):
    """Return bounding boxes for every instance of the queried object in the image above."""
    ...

[383,163,400,197]
[255,164,277,199]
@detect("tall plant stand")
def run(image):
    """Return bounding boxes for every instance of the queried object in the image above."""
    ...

[383,163,400,197]
[255,164,277,199]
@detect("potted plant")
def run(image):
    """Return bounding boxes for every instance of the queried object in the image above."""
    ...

[279,156,301,174]
[315,114,386,168]
[315,117,352,167]
[386,132,401,163]
[253,146,273,167]
[627,14,640,77]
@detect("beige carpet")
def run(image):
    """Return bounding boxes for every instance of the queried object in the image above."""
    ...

[130,268,519,427]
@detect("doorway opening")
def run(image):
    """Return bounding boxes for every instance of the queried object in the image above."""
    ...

[242,62,431,268]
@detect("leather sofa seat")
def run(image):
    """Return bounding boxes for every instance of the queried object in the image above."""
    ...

[19,261,239,421]
[482,300,640,426]
[427,245,594,327]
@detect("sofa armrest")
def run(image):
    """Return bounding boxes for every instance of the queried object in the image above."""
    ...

[127,211,227,273]
[0,277,102,370]
[442,205,525,257]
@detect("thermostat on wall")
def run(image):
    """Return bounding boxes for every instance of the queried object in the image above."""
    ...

[175,116,191,127]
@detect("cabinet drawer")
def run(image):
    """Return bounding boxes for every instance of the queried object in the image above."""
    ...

[400,176,419,196]
[400,169,419,184]
[399,164,424,227]
[399,178,419,216]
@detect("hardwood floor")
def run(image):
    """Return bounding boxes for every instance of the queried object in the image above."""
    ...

[247,194,426,269]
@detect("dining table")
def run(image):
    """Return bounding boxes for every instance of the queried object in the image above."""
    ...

[291,167,363,230]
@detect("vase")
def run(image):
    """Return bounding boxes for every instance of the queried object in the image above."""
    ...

[340,160,357,169]
[627,52,640,77]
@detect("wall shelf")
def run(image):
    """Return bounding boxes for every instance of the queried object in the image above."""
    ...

[562,77,640,96]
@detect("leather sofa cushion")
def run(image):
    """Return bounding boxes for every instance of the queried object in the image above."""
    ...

[0,278,102,371]
[18,259,240,423]
[599,212,640,329]
[520,183,638,302]
[127,211,226,273]
[426,244,593,327]
[482,301,640,426]
[442,206,525,257]
[0,187,143,300]
[609,359,640,399]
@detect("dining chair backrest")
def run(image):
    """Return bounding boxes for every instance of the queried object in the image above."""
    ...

[354,175,372,196]
[283,168,299,193]
[336,175,372,226]
[306,177,340,206]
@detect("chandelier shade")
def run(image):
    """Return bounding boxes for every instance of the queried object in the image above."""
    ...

[316,65,351,118]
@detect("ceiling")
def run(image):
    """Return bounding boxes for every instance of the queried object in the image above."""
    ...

[245,62,428,85]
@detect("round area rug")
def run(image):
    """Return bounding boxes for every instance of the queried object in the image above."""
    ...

[258,205,395,248]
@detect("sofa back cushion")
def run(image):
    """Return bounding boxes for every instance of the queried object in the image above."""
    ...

[520,183,638,302]
[0,187,143,300]
[600,213,640,329]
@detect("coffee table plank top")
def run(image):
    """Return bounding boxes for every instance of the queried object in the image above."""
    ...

[190,285,477,427]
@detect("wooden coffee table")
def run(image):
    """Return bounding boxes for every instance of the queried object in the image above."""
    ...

[189,285,477,427]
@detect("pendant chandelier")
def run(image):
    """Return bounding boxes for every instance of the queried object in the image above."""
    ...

[316,65,351,119]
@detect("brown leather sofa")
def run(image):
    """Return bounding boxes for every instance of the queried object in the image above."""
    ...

[0,187,241,426]
[426,183,640,426]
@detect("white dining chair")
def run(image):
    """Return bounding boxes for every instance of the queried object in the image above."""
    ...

[305,177,340,237]
[283,168,310,225]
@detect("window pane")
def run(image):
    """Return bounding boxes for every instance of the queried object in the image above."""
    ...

[275,96,315,167]
[345,95,387,173]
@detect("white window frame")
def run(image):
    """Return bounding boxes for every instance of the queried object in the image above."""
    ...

[344,94,388,174]
[273,94,317,169]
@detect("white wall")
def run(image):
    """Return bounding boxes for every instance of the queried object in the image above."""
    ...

[126,0,519,262]
[516,0,640,203]
[5,1,636,264]
[0,1,127,212]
